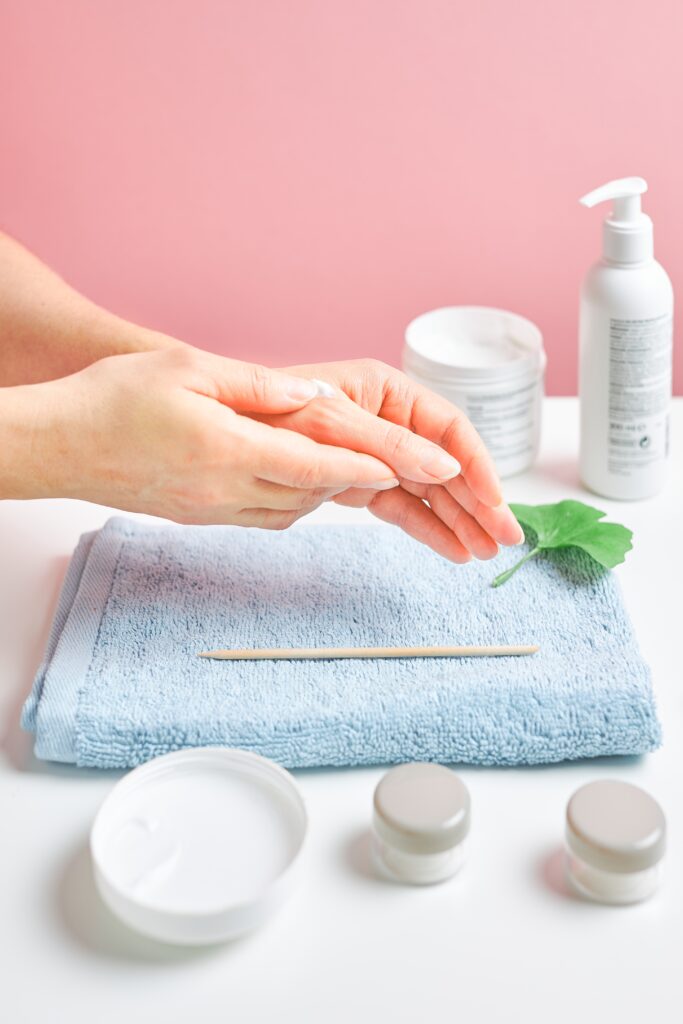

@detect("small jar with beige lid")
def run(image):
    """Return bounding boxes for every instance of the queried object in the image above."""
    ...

[371,763,471,885]
[565,780,666,905]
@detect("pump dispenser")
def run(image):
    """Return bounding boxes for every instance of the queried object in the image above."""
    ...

[578,176,673,500]
[580,177,652,264]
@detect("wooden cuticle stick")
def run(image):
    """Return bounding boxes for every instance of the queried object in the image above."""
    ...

[198,644,539,661]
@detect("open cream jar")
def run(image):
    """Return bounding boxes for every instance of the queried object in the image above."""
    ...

[403,306,546,477]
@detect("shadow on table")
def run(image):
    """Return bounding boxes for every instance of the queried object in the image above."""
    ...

[1,553,69,773]
[537,845,580,901]
[55,838,238,965]
[343,829,379,885]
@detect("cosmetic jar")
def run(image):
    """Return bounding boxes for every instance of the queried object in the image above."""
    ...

[403,306,546,477]
[90,747,308,944]
[565,780,666,905]
[371,763,470,885]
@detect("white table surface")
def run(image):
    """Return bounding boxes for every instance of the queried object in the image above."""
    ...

[1,397,681,1024]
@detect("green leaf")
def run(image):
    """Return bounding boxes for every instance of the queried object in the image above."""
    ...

[491,499,633,587]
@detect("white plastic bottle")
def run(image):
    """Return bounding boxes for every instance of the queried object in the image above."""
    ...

[578,177,673,500]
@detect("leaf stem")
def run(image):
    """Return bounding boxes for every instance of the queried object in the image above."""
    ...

[491,546,541,587]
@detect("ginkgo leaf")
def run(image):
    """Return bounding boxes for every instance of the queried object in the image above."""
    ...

[491,499,633,587]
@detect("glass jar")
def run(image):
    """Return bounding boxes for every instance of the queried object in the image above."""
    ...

[565,779,666,905]
[371,763,470,885]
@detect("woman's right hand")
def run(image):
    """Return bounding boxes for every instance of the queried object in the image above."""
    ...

[8,347,401,526]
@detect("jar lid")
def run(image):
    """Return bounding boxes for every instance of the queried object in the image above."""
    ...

[565,780,666,874]
[90,747,308,945]
[373,763,471,856]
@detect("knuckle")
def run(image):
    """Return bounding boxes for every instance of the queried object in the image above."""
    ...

[289,486,328,510]
[437,416,464,455]
[166,345,200,372]
[359,357,389,391]
[360,357,387,375]
[368,488,404,525]
[249,364,272,404]
[290,460,323,490]
[391,503,412,533]
[384,422,415,461]
[359,358,398,410]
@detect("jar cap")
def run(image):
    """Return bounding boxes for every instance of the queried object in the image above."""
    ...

[566,780,666,874]
[373,763,470,855]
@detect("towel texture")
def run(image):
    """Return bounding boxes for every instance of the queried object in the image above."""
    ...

[22,517,660,769]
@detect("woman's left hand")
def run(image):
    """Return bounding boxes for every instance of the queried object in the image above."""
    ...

[252,358,524,563]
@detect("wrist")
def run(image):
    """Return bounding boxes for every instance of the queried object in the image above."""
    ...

[89,309,187,359]
[67,303,187,369]
[0,381,72,499]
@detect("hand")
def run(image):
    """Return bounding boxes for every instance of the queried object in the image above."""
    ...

[256,359,524,562]
[13,348,399,526]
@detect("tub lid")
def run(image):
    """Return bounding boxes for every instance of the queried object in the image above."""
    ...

[565,779,666,874]
[373,762,471,855]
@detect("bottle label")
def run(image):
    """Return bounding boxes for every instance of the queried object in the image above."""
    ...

[607,314,672,476]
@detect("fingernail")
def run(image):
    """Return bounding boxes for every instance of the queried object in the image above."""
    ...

[310,378,338,398]
[418,450,461,481]
[361,478,400,490]
[285,378,319,401]
[495,502,526,546]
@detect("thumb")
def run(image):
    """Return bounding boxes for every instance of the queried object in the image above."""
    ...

[206,357,330,414]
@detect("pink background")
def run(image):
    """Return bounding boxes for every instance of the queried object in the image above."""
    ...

[1,0,681,394]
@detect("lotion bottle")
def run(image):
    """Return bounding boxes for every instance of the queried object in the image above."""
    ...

[578,177,673,500]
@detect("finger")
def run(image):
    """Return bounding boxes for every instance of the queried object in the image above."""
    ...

[400,476,522,549]
[281,361,503,506]
[234,507,316,530]
[364,487,472,563]
[445,475,524,546]
[239,416,400,490]
[381,383,502,507]
[423,485,499,560]
[251,481,346,511]
[254,397,462,484]
[392,479,499,558]
[193,353,330,414]
[332,487,377,509]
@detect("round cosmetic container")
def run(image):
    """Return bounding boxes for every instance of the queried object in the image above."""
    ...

[371,763,471,885]
[403,306,546,478]
[90,747,308,945]
[565,780,666,905]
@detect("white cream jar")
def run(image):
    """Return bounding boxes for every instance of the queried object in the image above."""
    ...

[403,306,546,478]
[371,763,471,885]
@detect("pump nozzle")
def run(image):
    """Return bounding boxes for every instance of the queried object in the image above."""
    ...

[580,176,647,222]
[579,177,652,263]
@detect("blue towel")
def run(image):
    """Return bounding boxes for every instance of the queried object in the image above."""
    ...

[22,516,660,769]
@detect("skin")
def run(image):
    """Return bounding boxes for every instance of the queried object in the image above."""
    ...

[260,361,524,561]
[0,231,523,559]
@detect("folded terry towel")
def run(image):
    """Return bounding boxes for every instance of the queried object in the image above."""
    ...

[22,517,660,769]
